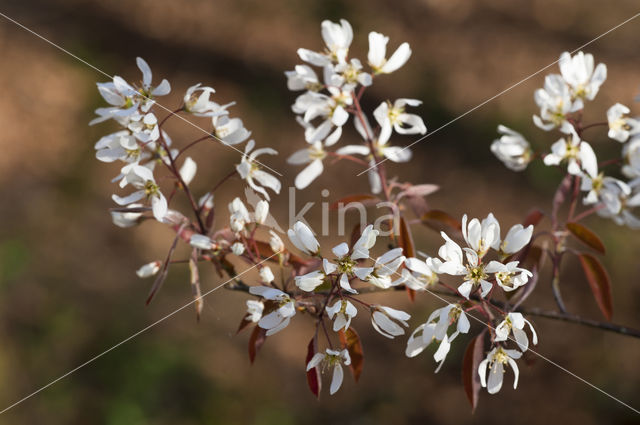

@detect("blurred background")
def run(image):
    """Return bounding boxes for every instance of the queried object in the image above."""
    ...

[1,0,640,423]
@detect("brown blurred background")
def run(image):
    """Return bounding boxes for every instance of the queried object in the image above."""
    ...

[1,0,640,424]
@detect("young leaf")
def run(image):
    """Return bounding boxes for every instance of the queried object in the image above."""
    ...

[578,254,613,320]
[462,333,485,412]
[306,336,321,398]
[566,222,606,254]
[248,325,267,364]
[522,209,544,227]
[421,210,462,234]
[338,327,364,382]
[330,194,381,210]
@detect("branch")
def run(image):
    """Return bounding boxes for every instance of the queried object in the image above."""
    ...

[225,282,640,339]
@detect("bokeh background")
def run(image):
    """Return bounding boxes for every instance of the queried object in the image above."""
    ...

[1,0,640,424]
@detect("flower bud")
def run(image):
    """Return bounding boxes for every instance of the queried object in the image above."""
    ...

[136,261,161,278]
[269,230,285,253]
[190,234,214,250]
[259,266,275,283]
[254,200,269,225]
[231,242,245,256]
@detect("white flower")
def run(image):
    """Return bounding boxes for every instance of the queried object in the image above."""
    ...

[198,193,214,210]
[136,261,161,278]
[374,99,427,144]
[285,65,322,91]
[245,300,264,323]
[110,203,144,228]
[370,305,410,339]
[580,161,627,206]
[299,89,351,144]
[295,259,333,291]
[212,114,251,145]
[403,256,441,291]
[269,230,285,253]
[179,157,197,185]
[229,197,251,232]
[306,348,351,395]
[94,131,145,164]
[136,57,171,98]
[236,140,281,200]
[438,214,532,299]
[478,347,522,394]
[597,178,640,229]
[288,141,327,189]
[499,223,534,256]
[332,59,372,91]
[495,312,538,352]
[259,266,275,284]
[533,74,582,132]
[326,299,358,332]
[128,112,160,144]
[362,248,406,289]
[607,103,640,143]
[325,225,380,293]
[287,221,320,255]
[558,51,606,101]
[492,261,532,292]
[298,19,353,66]
[183,83,220,115]
[190,234,215,250]
[231,242,245,255]
[491,125,533,171]
[111,164,167,221]
[623,137,640,178]
[543,127,598,177]
[406,304,469,371]
[249,286,296,336]
[367,31,412,74]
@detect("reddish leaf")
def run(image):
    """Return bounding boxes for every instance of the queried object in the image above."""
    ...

[338,327,364,382]
[567,222,606,254]
[236,317,253,334]
[421,210,462,234]
[462,333,485,412]
[248,326,267,364]
[398,217,416,302]
[578,254,613,320]
[522,209,544,227]
[306,337,321,398]
[330,194,380,210]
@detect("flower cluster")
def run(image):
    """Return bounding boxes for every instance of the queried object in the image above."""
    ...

[492,50,640,228]
[286,19,426,192]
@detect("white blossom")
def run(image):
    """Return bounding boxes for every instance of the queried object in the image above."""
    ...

[269,230,285,253]
[183,83,222,115]
[285,65,322,92]
[326,299,358,332]
[111,164,167,221]
[558,51,606,101]
[325,225,380,293]
[212,114,251,145]
[110,203,144,228]
[190,234,215,250]
[236,140,281,200]
[179,157,197,185]
[254,200,269,225]
[495,312,538,352]
[403,256,441,291]
[370,305,410,338]
[287,221,320,256]
[491,125,532,171]
[306,348,351,395]
[367,31,412,74]
[533,74,582,132]
[288,142,327,189]
[607,103,640,143]
[543,127,598,177]
[298,19,353,66]
[478,347,522,394]
[492,261,532,292]
[374,99,427,144]
[362,248,406,289]
[249,286,296,336]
